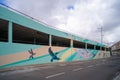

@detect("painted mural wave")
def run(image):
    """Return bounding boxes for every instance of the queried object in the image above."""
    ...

[0,47,110,68]
[0,47,70,68]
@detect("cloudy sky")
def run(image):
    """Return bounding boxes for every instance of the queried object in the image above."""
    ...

[0,0,120,46]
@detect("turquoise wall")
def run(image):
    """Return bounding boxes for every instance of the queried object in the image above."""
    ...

[0,42,41,56]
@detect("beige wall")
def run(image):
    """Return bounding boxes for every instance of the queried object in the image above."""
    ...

[0,46,66,66]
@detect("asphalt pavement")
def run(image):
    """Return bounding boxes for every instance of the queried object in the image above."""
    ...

[0,56,120,80]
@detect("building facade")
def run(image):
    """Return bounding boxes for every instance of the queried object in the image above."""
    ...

[0,5,110,68]
[111,41,120,56]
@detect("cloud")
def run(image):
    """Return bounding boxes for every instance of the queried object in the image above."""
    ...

[2,0,120,45]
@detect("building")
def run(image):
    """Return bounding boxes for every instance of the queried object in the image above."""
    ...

[0,5,110,68]
[111,41,120,56]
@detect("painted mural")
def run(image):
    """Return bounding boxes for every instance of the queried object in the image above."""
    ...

[76,49,95,59]
[0,43,110,68]
[48,47,60,62]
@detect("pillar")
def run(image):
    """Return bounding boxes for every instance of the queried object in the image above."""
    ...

[8,21,12,43]
[100,46,102,51]
[94,45,96,50]
[105,47,106,52]
[85,43,87,49]
[49,34,52,46]
[70,39,73,47]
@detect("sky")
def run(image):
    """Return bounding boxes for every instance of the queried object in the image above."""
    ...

[0,0,120,46]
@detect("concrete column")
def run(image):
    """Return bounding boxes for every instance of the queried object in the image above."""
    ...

[70,39,73,47]
[105,47,106,51]
[8,21,12,43]
[100,46,102,51]
[94,45,96,50]
[85,43,87,49]
[34,38,36,44]
[49,34,52,46]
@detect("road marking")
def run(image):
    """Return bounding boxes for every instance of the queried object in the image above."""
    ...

[73,68,83,71]
[0,68,39,76]
[41,66,54,69]
[59,64,66,66]
[46,72,65,79]
[0,66,54,76]
[96,64,101,66]
[87,65,94,68]
[73,62,83,65]
[102,60,106,62]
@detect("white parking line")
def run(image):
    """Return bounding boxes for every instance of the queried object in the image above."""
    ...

[0,66,54,76]
[59,64,66,66]
[46,72,65,79]
[39,66,54,69]
[102,60,106,62]
[1,68,39,76]
[73,68,83,71]
[96,64,101,66]
[73,62,83,65]
[87,65,94,68]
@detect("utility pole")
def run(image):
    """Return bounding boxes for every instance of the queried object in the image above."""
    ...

[98,25,103,44]
[98,25,104,51]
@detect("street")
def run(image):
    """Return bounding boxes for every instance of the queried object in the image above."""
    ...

[0,57,120,80]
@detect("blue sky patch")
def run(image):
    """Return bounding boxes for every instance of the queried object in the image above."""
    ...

[67,5,74,10]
